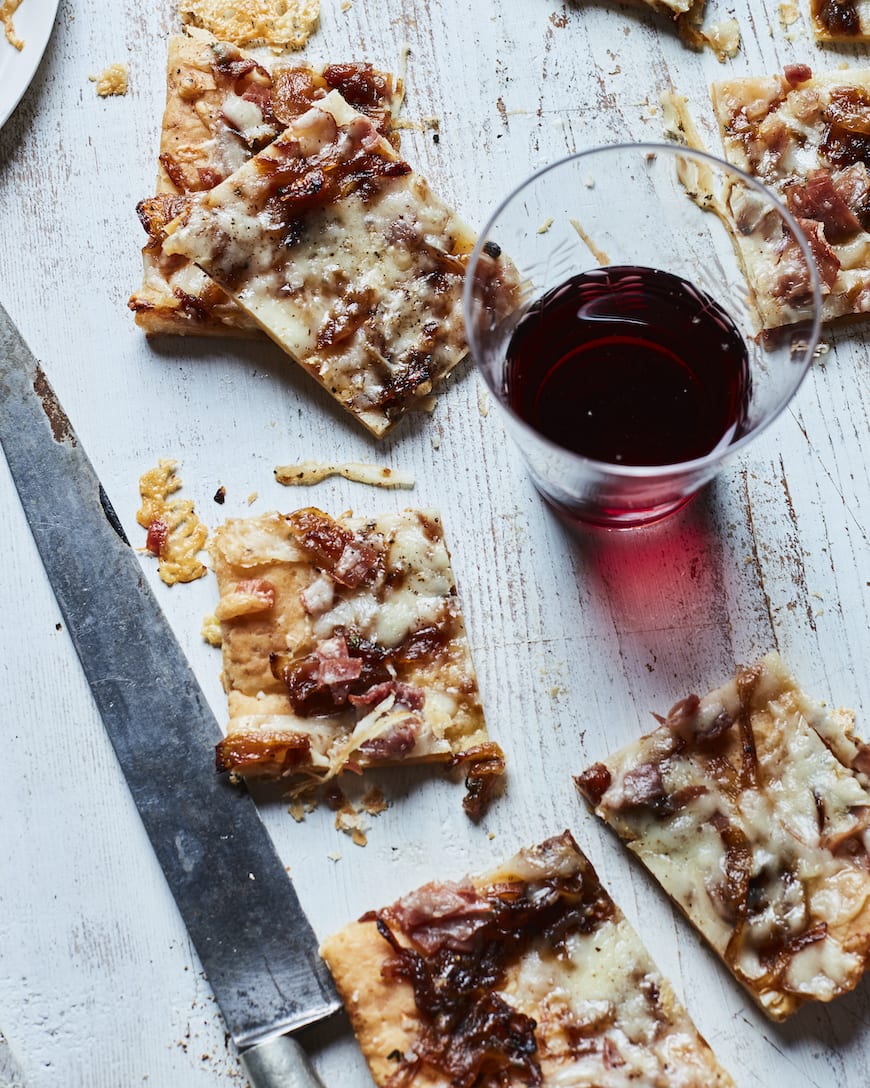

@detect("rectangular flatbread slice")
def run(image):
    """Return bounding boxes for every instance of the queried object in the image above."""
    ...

[712,65,870,326]
[320,831,736,1087]
[210,507,503,816]
[810,0,870,40]
[128,33,401,337]
[160,89,474,435]
[576,653,870,1021]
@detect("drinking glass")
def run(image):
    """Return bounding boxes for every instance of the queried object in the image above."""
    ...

[463,143,822,529]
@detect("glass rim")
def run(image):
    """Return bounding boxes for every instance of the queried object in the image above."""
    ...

[462,141,823,481]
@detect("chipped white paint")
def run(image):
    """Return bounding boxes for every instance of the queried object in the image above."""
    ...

[0,0,868,1086]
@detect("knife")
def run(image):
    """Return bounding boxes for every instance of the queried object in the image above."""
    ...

[0,300,342,1087]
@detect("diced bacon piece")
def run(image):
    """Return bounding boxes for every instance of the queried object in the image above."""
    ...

[315,636,364,686]
[349,681,425,711]
[271,634,392,717]
[774,218,841,301]
[286,508,380,588]
[145,519,169,557]
[785,170,862,242]
[358,719,418,761]
[388,879,494,955]
[784,64,813,88]
[620,763,668,809]
[831,162,870,217]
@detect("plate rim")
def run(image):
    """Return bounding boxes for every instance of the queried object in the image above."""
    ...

[0,0,62,132]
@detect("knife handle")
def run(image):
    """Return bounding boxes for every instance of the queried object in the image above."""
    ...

[241,1035,328,1088]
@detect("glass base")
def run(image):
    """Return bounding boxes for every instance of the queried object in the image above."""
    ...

[538,487,697,530]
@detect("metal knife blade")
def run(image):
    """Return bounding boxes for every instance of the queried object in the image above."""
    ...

[0,301,341,1082]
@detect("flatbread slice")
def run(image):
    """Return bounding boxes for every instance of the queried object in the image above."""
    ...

[576,653,870,1021]
[128,33,401,337]
[210,508,503,816]
[712,65,870,327]
[320,831,736,1087]
[810,0,870,40]
[160,89,475,435]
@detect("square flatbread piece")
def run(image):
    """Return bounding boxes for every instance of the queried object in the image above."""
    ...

[576,652,870,1021]
[210,507,503,816]
[129,33,401,337]
[712,65,870,327]
[161,89,475,436]
[320,831,735,1087]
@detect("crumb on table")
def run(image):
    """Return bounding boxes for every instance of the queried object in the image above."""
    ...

[90,63,129,97]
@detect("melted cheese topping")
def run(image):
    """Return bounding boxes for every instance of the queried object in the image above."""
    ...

[1,0,23,50]
[712,68,870,326]
[91,64,129,97]
[274,461,415,489]
[505,917,730,1086]
[320,833,735,1088]
[136,459,209,585]
[178,0,320,51]
[162,91,475,436]
[586,653,870,1020]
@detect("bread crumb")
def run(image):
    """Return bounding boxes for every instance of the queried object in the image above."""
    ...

[247,492,258,505]
[362,786,388,816]
[569,218,610,266]
[90,64,129,97]
[537,218,554,234]
[431,431,442,450]
[478,388,489,417]
[275,461,415,489]
[778,1,798,26]
[201,613,222,647]
[393,116,440,133]
[1,0,24,50]
[178,0,320,51]
[137,459,209,585]
[334,805,369,844]
[327,850,342,862]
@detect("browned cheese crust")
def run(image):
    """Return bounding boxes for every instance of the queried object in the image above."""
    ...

[210,508,502,816]
[320,831,735,1087]
[577,653,870,1020]
[712,65,870,327]
[128,33,400,337]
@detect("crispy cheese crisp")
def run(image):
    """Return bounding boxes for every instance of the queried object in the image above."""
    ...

[1,0,24,50]
[137,459,209,585]
[178,0,320,51]
[91,64,129,97]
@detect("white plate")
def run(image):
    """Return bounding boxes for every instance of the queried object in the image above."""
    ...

[0,0,61,130]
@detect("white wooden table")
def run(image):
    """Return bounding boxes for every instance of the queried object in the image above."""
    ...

[1,0,868,1084]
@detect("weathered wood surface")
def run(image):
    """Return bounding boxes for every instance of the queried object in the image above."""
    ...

[0,0,868,1084]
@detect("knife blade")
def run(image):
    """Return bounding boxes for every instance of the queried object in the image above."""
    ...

[0,300,342,1087]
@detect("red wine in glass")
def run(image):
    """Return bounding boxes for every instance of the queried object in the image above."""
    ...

[505,266,751,467]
